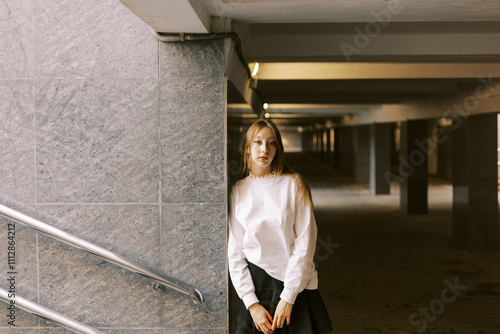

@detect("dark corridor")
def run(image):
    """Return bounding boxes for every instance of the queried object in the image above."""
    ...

[230,152,500,334]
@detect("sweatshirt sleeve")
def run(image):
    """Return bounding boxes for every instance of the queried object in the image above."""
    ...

[227,185,259,309]
[280,193,318,304]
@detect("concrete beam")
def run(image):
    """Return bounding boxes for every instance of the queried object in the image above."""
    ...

[342,83,500,125]
[236,22,500,62]
[255,63,500,80]
[224,40,263,115]
[119,0,209,33]
[230,82,500,126]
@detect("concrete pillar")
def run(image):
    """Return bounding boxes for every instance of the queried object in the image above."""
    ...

[427,120,439,176]
[400,120,428,214]
[309,130,314,154]
[160,40,227,330]
[333,127,341,169]
[319,129,325,161]
[312,131,317,157]
[370,123,392,194]
[323,129,328,162]
[452,114,498,249]
[308,131,312,154]
[326,128,332,165]
[228,126,244,185]
[340,127,354,175]
[354,125,370,183]
[317,129,323,160]
[437,125,453,181]
[302,131,307,153]
[309,131,313,155]
[0,1,227,332]
[310,131,314,155]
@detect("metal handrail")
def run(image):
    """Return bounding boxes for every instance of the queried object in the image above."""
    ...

[0,287,106,334]
[0,204,203,304]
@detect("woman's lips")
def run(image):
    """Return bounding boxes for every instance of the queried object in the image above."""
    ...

[258,156,268,161]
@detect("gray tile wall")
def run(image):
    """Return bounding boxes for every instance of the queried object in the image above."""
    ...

[0,0,227,333]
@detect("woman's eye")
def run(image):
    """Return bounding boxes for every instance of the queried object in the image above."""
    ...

[254,141,261,144]
[269,142,276,145]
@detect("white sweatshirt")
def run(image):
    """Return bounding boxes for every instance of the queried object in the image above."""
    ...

[228,174,318,309]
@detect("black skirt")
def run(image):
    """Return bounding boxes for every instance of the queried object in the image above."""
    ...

[235,262,333,334]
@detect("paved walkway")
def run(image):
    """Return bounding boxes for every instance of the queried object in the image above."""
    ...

[286,153,500,334]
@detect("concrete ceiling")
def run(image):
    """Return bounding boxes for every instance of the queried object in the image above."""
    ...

[120,0,500,127]
[212,0,500,126]
[203,0,500,23]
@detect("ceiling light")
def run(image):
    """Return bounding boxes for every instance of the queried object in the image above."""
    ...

[251,63,260,77]
[263,103,269,109]
[264,112,270,118]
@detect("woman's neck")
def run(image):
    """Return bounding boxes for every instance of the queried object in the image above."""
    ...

[249,167,273,178]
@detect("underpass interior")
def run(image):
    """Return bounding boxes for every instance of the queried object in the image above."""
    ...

[288,152,499,334]
[2,1,499,333]
[115,1,500,332]
[226,56,500,334]
[227,123,500,334]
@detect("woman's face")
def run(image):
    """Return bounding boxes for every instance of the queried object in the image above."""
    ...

[248,127,277,175]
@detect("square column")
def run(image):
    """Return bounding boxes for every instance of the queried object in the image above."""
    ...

[315,130,321,158]
[354,125,370,183]
[452,114,498,249]
[400,120,428,214]
[160,39,227,330]
[308,130,313,153]
[319,129,325,161]
[304,130,311,153]
[370,123,392,194]
[340,127,354,175]
[437,125,453,181]
[326,128,333,165]
[333,127,341,169]
[301,131,306,152]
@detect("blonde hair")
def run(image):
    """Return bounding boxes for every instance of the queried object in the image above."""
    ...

[241,120,313,207]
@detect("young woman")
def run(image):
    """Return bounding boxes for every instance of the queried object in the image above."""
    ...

[228,120,332,334]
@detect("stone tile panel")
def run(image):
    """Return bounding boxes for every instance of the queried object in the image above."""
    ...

[160,204,226,330]
[0,80,35,205]
[34,0,157,78]
[38,234,162,328]
[37,204,161,269]
[160,77,225,204]
[0,0,34,78]
[160,39,224,78]
[36,78,159,204]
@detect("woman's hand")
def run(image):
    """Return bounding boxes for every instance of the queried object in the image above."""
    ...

[272,299,293,330]
[248,303,274,333]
